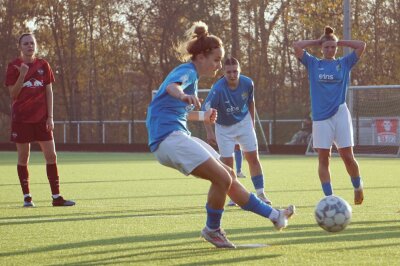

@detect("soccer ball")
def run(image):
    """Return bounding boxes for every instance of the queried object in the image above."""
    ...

[314,195,352,232]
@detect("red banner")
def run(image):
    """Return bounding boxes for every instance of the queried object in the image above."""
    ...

[376,119,398,145]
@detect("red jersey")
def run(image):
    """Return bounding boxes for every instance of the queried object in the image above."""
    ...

[5,58,55,123]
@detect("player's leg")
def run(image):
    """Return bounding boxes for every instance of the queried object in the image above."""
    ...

[242,150,272,205]
[238,115,271,204]
[313,118,335,196]
[38,139,75,206]
[154,132,235,248]
[12,122,35,207]
[234,144,245,177]
[16,142,34,207]
[222,163,295,231]
[334,104,364,205]
[215,125,238,206]
[317,148,333,196]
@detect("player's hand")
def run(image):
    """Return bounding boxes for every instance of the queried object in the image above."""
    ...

[180,94,202,109]
[205,108,217,124]
[14,63,29,77]
[46,117,54,132]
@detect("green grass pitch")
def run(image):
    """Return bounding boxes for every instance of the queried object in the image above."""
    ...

[0,151,399,265]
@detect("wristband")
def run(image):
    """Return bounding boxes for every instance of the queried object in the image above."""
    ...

[198,111,205,121]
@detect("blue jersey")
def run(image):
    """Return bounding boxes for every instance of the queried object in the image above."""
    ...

[300,50,359,121]
[202,75,254,126]
[146,62,198,152]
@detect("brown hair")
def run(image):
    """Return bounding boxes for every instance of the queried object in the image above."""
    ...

[175,21,223,62]
[224,56,240,67]
[18,33,35,45]
[319,26,338,43]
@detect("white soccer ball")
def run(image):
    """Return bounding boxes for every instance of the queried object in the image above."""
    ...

[314,195,352,232]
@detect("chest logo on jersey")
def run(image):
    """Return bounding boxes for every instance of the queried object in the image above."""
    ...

[37,68,44,75]
[241,92,248,100]
[23,78,43,88]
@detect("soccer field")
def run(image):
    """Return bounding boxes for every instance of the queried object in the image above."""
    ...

[0,152,399,265]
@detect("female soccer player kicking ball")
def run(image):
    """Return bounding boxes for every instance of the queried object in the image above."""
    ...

[146,21,294,248]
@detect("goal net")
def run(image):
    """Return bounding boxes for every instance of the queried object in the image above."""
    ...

[306,85,400,157]
[152,89,270,154]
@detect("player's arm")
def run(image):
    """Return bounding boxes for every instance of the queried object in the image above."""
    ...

[203,121,216,146]
[188,109,217,124]
[249,100,255,128]
[45,83,54,131]
[293,40,322,59]
[337,40,366,58]
[166,82,201,109]
[8,63,29,99]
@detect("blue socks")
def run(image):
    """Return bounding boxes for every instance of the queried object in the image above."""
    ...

[234,149,242,173]
[206,204,223,230]
[241,193,273,218]
[351,176,362,189]
[322,182,333,196]
[251,174,264,190]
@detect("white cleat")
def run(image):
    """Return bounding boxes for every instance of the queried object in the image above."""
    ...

[201,227,236,248]
[273,205,295,231]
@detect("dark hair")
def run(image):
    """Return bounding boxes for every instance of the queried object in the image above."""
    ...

[319,26,338,43]
[224,56,239,67]
[176,21,223,61]
[18,33,35,45]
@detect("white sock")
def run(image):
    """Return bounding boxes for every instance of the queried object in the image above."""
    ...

[24,194,31,198]
[269,209,280,222]
[256,189,264,195]
[52,194,60,199]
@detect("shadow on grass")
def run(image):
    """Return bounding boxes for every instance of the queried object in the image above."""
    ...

[0,177,186,188]
[0,206,207,226]
[1,219,399,264]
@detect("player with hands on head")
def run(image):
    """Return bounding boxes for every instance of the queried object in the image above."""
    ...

[146,21,295,249]
[293,26,366,205]
[5,33,75,207]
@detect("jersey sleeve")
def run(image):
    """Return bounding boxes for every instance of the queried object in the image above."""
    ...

[168,67,196,91]
[341,51,359,70]
[299,50,315,69]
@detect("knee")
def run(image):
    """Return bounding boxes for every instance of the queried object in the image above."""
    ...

[318,155,330,167]
[342,154,357,167]
[219,169,234,191]
[18,154,30,165]
[45,152,57,164]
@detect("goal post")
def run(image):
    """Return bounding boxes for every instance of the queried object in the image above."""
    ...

[306,85,400,157]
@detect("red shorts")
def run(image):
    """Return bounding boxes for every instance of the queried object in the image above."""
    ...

[10,121,53,143]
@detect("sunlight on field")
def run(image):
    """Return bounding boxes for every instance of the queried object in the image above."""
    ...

[0,152,399,265]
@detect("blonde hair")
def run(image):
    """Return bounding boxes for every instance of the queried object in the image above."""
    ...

[175,21,223,62]
[319,26,338,43]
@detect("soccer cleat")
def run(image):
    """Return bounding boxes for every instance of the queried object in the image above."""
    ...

[257,193,272,205]
[23,196,35,207]
[201,227,236,248]
[226,199,238,207]
[272,205,295,231]
[236,172,246,178]
[52,196,75,207]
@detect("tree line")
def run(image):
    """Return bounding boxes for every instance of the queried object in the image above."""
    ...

[1,0,399,143]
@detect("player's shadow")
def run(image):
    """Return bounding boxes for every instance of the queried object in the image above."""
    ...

[0,230,280,265]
